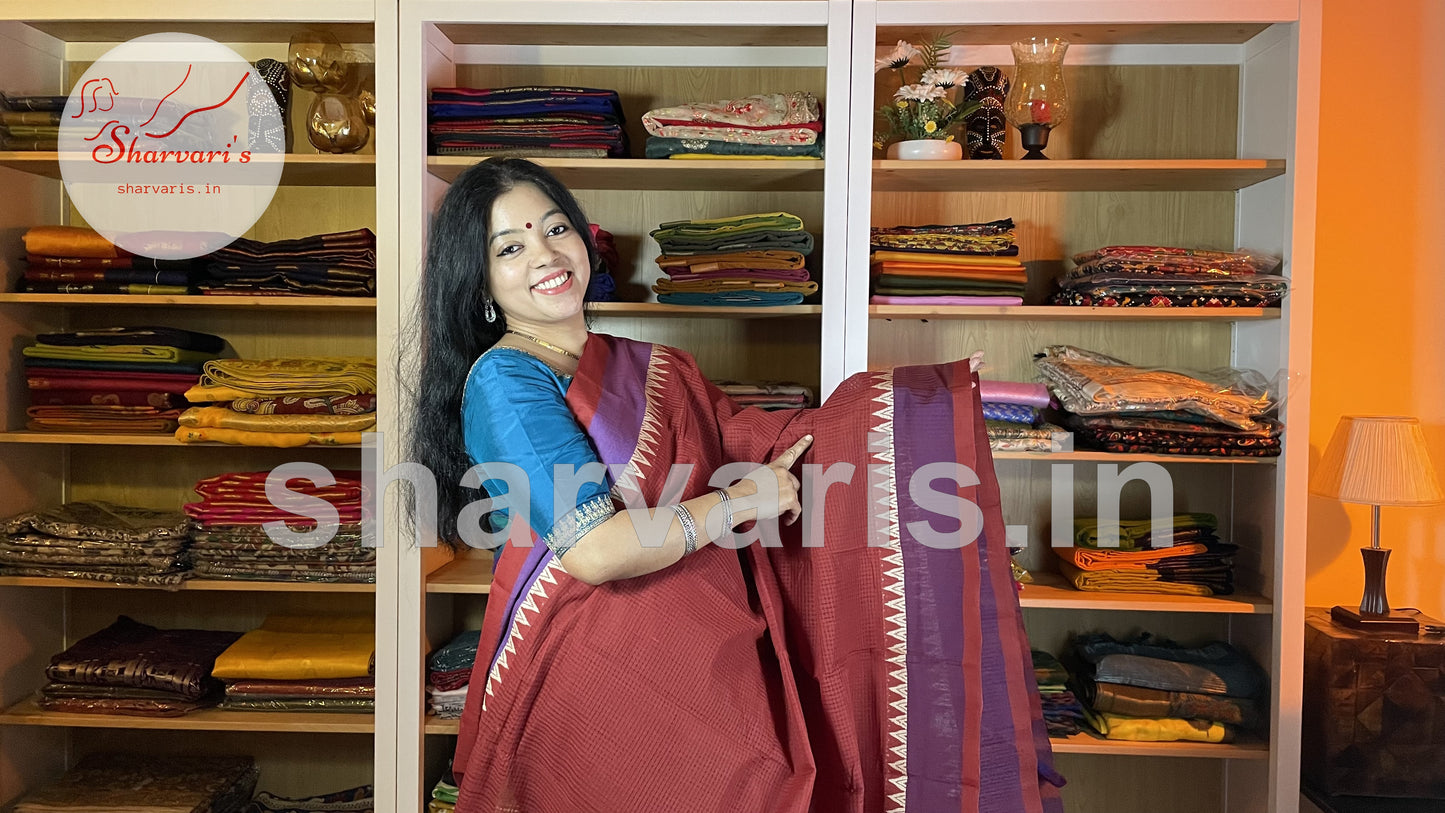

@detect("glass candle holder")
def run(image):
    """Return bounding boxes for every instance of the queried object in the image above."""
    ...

[288,31,352,93]
[1004,37,1070,159]
[307,93,370,154]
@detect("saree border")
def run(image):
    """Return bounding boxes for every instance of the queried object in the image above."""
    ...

[868,371,910,812]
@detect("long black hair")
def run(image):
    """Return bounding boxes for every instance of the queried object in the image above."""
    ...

[403,158,599,548]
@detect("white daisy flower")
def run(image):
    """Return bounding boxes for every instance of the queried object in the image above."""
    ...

[921,68,968,90]
[894,84,948,102]
[875,40,921,73]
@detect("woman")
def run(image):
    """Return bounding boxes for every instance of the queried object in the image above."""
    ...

[409,158,1062,813]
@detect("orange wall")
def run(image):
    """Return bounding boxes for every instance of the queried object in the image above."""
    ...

[1309,0,1445,617]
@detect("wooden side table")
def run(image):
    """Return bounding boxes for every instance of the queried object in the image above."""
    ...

[1303,607,1445,800]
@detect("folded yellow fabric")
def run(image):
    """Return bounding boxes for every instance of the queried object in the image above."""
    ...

[652,278,818,295]
[178,405,376,434]
[1085,709,1231,743]
[23,225,122,258]
[213,615,375,680]
[657,250,805,272]
[1054,542,1210,571]
[1056,560,1215,596]
[24,344,218,364]
[175,426,364,447]
[189,358,377,400]
[870,250,1025,268]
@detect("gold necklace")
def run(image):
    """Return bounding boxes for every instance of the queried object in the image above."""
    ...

[505,329,580,360]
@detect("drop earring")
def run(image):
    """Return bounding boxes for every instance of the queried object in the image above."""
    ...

[483,298,497,323]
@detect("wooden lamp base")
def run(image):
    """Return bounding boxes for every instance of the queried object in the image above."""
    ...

[1330,604,1420,634]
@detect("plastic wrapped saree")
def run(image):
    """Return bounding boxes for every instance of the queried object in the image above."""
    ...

[454,333,1063,813]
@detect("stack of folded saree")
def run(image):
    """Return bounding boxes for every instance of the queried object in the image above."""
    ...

[869,218,1025,305]
[184,470,373,584]
[427,86,627,158]
[428,630,480,720]
[177,358,377,446]
[39,615,242,716]
[642,91,823,159]
[1053,514,1236,597]
[1032,650,1087,737]
[0,93,65,150]
[1053,245,1288,308]
[1036,345,1281,457]
[716,381,813,410]
[429,770,459,813]
[24,326,226,433]
[13,753,259,813]
[213,615,375,713]
[1073,632,1265,744]
[586,224,619,302]
[978,379,1070,453]
[650,211,817,306]
[1,502,192,586]
[243,784,375,813]
[17,225,197,294]
[200,228,376,296]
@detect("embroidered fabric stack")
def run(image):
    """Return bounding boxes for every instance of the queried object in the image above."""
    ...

[869,218,1026,305]
[24,326,226,433]
[212,615,375,713]
[1053,246,1288,308]
[1072,633,1265,744]
[585,224,619,302]
[200,228,377,296]
[649,211,817,306]
[1036,344,1281,458]
[1032,650,1087,737]
[243,785,375,813]
[1,502,191,586]
[715,381,814,410]
[427,86,627,158]
[641,91,824,159]
[177,358,377,446]
[0,93,64,150]
[17,226,196,294]
[184,470,373,584]
[427,629,480,720]
[978,379,1070,453]
[38,615,242,716]
[12,753,259,813]
[1053,514,1237,597]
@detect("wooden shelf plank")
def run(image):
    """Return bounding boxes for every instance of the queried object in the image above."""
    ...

[427,157,824,191]
[1048,731,1269,759]
[587,302,821,319]
[1019,573,1270,614]
[875,23,1273,47]
[0,697,374,733]
[991,450,1276,465]
[0,294,377,310]
[871,159,1286,192]
[0,432,364,447]
[425,716,460,736]
[427,552,494,595]
[870,305,1279,321]
[0,153,376,186]
[434,22,827,48]
[0,575,374,592]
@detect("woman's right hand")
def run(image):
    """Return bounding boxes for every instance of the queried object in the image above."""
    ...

[737,434,813,526]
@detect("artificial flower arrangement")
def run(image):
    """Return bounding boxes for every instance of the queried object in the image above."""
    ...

[873,33,979,149]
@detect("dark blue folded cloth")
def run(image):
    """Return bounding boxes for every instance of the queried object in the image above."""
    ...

[428,630,481,673]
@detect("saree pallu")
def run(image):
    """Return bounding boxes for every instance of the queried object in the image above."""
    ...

[454,334,1062,813]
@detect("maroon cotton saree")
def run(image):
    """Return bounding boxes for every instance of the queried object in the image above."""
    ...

[454,334,1062,813]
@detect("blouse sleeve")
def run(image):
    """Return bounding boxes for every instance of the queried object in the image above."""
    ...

[461,349,615,557]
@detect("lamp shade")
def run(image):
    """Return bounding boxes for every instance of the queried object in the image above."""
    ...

[1310,415,1445,505]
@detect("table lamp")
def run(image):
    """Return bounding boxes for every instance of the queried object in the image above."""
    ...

[1310,415,1443,634]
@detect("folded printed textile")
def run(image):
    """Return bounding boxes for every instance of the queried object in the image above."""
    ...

[25,357,206,375]
[186,358,377,400]
[212,615,374,680]
[0,565,189,586]
[645,136,823,159]
[429,629,482,674]
[198,229,377,296]
[224,676,374,698]
[226,393,375,416]
[243,784,375,813]
[429,685,468,719]
[716,381,815,410]
[185,471,365,526]
[982,402,1039,424]
[26,405,182,433]
[428,86,628,157]
[642,120,821,146]
[434,146,609,158]
[1056,560,1229,596]
[47,615,241,699]
[1075,633,1266,698]
[24,268,194,286]
[985,421,1070,453]
[209,229,376,266]
[23,343,220,365]
[1068,245,1280,276]
[36,689,212,717]
[1036,345,1274,431]
[869,294,1024,306]
[656,291,805,307]
[27,254,197,271]
[644,91,818,130]
[1080,679,1261,728]
[1051,276,1287,308]
[870,219,1018,255]
[1070,424,1282,457]
[429,86,624,117]
[35,326,222,353]
[5,501,190,543]
[178,405,376,434]
[652,278,818,296]
[979,381,1051,408]
[0,543,186,570]
[12,753,259,813]
[17,280,190,295]
[429,667,472,693]
[193,561,375,583]
[219,697,374,712]
[1084,709,1232,743]
[26,369,200,393]
[190,522,367,546]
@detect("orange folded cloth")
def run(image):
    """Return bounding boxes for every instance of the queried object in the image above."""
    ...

[23,226,125,259]
[869,262,1028,282]
[870,250,1023,267]
[657,251,806,272]
[1053,542,1211,571]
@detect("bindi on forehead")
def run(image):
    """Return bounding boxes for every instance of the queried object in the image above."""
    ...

[525,223,531,229]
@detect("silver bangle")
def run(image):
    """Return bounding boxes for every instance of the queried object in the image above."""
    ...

[672,503,698,556]
[714,488,734,532]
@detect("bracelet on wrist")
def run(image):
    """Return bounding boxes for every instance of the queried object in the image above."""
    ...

[672,503,698,556]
